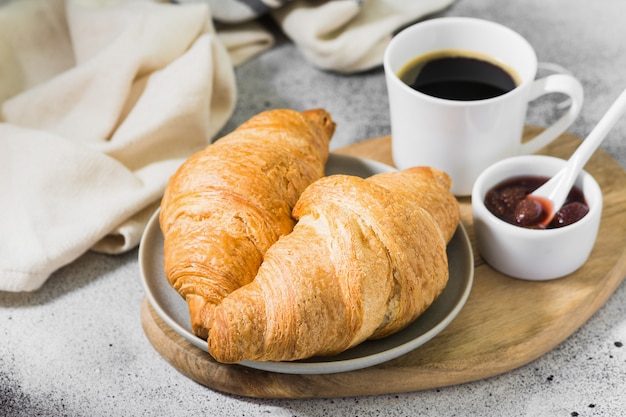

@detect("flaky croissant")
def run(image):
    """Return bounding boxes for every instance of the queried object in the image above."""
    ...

[159,109,335,339]
[208,167,460,363]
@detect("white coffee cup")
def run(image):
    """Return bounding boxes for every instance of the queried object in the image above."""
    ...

[384,17,584,195]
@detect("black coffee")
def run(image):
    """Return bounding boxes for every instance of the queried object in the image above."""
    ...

[398,50,519,101]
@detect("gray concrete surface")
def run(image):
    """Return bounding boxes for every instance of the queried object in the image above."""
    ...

[2,0,626,416]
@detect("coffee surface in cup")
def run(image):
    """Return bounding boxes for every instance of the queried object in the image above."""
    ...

[398,49,520,101]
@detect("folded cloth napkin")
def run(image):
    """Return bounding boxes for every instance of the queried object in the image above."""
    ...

[183,0,456,73]
[179,0,293,24]
[0,0,238,291]
[273,0,455,73]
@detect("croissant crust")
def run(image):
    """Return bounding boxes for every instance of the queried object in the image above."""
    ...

[208,166,460,363]
[159,108,335,339]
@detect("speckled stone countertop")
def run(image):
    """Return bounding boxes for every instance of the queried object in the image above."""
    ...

[2,0,626,416]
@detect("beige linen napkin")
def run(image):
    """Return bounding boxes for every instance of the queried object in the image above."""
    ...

[0,0,237,291]
[182,0,456,73]
[273,0,456,73]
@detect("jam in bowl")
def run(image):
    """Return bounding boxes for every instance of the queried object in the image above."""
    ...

[472,155,602,281]
[484,175,589,229]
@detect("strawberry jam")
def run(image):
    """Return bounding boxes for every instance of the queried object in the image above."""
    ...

[484,176,589,229]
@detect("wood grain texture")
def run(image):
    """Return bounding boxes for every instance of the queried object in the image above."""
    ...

[140,127,626,398]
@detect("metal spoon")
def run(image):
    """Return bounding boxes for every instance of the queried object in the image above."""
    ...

[525,87,626,227]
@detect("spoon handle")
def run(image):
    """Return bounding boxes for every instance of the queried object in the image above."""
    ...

[567,87,626,176]
[541,88,626,212]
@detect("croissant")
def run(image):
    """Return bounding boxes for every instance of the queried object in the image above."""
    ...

[208,166,460,363]
[159,109,335,339]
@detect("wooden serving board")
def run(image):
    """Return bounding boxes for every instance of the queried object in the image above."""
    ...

[140,127,626,398]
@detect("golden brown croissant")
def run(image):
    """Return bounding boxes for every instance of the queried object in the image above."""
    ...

[159,108,335,339]
[208,167,460,363]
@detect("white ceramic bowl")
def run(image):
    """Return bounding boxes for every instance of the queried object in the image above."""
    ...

[472,155,602,280]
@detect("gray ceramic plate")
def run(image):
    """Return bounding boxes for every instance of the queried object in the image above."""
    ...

[139,154,474,375]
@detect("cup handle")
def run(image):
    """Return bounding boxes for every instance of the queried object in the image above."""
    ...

[520,73,584,154]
